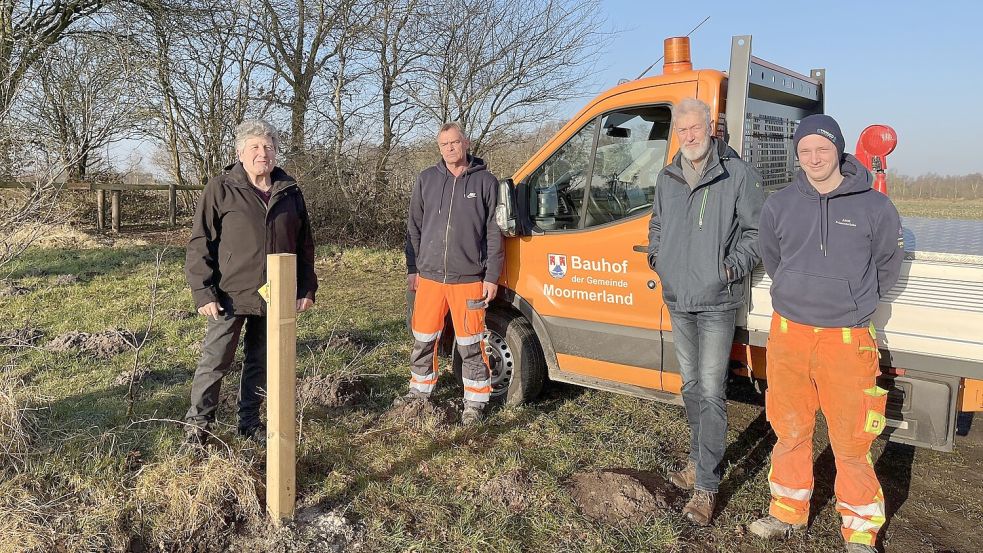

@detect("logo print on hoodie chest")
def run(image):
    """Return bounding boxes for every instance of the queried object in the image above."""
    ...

[834,218,857,228]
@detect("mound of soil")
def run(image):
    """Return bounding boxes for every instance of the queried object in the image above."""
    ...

[0,283,32,297]
[51,274,80,286]
[380,398,460,426]
[0,326,44,347]
[298,374,368,409]
[46,328,138,358]
[166,309,195,321]
[567,469,679,525]
[481,469,532,512]
[300,331,368,353]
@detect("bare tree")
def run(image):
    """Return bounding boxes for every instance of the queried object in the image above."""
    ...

[366,0,428,181]
[133,0,267,187]
[0,0,108,118]
[17,31,142,181]
[257,0,358,154]
[413,0,603,154]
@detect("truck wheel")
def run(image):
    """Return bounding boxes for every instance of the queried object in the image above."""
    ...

[452,306,546,406]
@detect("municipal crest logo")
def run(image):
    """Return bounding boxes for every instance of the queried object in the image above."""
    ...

[548,254,567,279]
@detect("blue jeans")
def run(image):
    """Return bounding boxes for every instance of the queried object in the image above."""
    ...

[668,309,737,493]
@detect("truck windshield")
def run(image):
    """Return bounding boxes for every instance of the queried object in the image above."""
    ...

[526,106,670,231]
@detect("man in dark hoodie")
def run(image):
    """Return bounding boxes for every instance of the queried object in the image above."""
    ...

[648,97,765,525]
[399,122,503,425]
[749,114,904,553]
[184,119,317,446]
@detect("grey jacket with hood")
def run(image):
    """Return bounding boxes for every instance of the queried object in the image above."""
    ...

[759,154,904,328]
[648,137,766,312]
[405,155,504,284]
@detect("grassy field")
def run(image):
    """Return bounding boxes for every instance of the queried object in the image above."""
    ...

[1,226,981,552]
[893,198,983,220]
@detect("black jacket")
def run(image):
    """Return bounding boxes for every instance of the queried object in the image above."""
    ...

[185,163,317,316]
[648,137,765,311]
[405,155,504,284]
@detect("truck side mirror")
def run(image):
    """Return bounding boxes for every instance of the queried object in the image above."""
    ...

[495,178,518,237]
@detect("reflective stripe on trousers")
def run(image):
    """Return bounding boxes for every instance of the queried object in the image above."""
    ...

[407,277,491,404]
[765,313,888,544]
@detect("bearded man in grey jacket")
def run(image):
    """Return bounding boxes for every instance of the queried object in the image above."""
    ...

[647,97,765,525]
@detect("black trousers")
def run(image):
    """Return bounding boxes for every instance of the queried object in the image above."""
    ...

[185,313,266,431]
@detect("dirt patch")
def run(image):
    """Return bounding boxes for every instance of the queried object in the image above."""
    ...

[300,331,372,353]
[252,506,363,553]
[50,274,80,286]
[298,374,368,409]
[0,283,32,297]
[0,325,44,347]
[166,309,196,321]
[481,469,532,513]
[46,329,139,358]
[379,398,460,426]
[567,469,679,525]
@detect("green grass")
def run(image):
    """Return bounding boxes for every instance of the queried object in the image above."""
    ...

[1,232,980,552]
[893,197,983,220]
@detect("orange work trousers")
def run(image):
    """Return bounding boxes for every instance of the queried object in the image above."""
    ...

[765,312,889,547]
[408,277,491,404]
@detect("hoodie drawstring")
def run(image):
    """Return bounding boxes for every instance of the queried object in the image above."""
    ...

[819,195,829,257]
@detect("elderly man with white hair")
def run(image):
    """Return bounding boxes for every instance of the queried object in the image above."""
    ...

[184,119,317,446]
[647,97,765,525]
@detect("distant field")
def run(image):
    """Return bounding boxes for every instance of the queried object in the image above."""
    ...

[893,198,983,220]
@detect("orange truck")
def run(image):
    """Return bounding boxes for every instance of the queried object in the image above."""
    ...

[452,35,983,452]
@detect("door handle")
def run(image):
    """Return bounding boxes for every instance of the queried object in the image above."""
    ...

[632,244,648,253]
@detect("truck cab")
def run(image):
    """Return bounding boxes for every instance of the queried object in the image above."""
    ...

[472,35,983,452]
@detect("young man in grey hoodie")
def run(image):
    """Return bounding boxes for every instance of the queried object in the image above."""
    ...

[398,122,503,425]
[750,114,904,553]
[648,98,765,525]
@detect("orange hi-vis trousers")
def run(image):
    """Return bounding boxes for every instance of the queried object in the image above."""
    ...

[408,277,491,404]
[765,312,889,547]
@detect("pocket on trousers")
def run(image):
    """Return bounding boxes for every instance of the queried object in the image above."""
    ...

[856,385,889,438]
[463,300,485,337]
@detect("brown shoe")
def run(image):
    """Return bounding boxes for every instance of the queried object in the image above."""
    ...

[683,489,716,526]
[669,459,696,490]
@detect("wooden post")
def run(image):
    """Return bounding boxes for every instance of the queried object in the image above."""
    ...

[168,182,177,226]
[266,253,297,524]
[110,190,121,233]
[96,190,106,230]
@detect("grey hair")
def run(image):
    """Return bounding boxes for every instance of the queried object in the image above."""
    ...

[673,97,712,131]
[235,119,280,151]
[437,121,469,140]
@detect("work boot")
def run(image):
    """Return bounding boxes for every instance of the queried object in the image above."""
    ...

[184,425,210,447]
[844,544,877,553]
[668,459,696,490]
[682,489,716,526]
[238,424,267,446]
[391,390,429,409]
[461,403,485,426]
[749,515,806,539]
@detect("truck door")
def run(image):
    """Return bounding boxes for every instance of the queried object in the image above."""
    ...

[512,102,678,395]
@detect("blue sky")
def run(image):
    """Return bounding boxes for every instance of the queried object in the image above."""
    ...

[573,1,982,176]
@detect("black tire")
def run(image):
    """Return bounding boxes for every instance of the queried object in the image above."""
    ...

[452,305,547,406]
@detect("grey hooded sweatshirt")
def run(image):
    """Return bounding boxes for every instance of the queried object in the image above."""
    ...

[758,154,904,328]
[405,155,503,284]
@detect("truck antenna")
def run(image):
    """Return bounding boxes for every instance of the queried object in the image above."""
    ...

[635,15,710,80]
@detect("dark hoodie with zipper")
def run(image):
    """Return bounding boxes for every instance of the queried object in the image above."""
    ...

[648,137,765,312]
[405,155,503,284]
[758,154,904,328]
[185,162,317,316]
